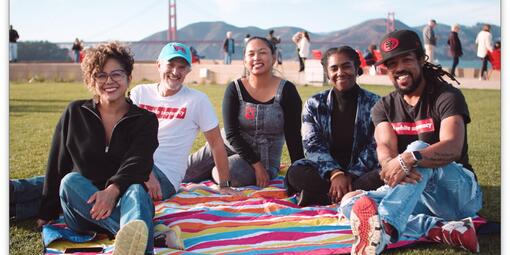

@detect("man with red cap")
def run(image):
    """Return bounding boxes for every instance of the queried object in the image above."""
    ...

[338,30,482,254]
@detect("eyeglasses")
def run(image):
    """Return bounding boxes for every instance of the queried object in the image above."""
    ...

[94,70,126,84]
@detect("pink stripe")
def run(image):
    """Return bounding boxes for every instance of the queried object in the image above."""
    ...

[189,230,343,250]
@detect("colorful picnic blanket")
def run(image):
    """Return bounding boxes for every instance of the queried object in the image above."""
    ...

[45,175,486,255]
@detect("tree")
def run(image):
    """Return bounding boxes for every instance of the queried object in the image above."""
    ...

[18,41,72,62]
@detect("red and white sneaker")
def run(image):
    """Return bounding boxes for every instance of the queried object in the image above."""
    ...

[350,196,388,255]
[427,217,479,253]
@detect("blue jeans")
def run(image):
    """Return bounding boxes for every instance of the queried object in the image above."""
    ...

[59,172,155,254]
[9,42,17,61]
[185,129,279,187]
[339,140,482,241]
[10,175,45,220]
[10,166,177,220]
[74,50,80,63]
[224,52,232,64]
[152,165,177,200]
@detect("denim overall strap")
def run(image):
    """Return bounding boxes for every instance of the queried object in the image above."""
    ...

[234,79,244,102]
[273,79,286,104]
[235,79,286,178]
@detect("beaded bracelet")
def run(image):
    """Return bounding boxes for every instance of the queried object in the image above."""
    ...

[397,154,410,176]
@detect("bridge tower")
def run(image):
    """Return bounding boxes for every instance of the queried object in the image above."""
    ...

[168,0,177,41]
[386,12,395,33]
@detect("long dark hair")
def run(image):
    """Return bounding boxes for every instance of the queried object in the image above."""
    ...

[411,45,460,85]
[243,36,276,55]
[423,62,460,85]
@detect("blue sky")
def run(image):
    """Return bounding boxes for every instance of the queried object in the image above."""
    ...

[9,0,501,42]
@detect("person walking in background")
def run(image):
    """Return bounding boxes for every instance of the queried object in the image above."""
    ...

[447,24,463,77]
[475,24,493,80]
[364,44,377,66]
[72,38,83,63]
[244,34,251,45]
[242,34,251,77]
[267,30,282,65]
[293,31,310,72]
[422,19,437,63]
[298,31,311,72]
[223,31,235,64]
[9,25,20,62]
[292,31,303,72]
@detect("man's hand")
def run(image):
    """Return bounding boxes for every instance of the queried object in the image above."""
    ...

[380,157,406,187]
[329,171,352,203]
[398,169,422,185]
[217,186,244,196]
[87,184,119,220]
[145,171,163,201]
[252,162,269,188]
[380,157,421,187]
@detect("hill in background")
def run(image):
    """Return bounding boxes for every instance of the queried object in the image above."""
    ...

[129,18,501,61]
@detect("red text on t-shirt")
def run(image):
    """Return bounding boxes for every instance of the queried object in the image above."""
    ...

[138,104,187,120]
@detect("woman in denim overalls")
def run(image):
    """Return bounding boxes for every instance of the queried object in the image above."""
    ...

[186,37,304,187]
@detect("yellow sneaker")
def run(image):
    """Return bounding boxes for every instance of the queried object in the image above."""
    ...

[113,220,148,255]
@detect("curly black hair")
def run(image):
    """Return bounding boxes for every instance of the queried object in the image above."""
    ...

[81,41,134,92]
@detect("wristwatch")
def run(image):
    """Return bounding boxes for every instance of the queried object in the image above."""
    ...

[411,151,423,167]
[219,180,232,188]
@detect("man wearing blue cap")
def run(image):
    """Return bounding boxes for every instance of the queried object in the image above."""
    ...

[9,43,239,227]
[130,42,239,203]
[338,30,482,254]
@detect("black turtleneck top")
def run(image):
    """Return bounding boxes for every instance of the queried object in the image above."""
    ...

[330,84,359,169]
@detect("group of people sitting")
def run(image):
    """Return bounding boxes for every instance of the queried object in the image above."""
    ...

[11,29,482,255]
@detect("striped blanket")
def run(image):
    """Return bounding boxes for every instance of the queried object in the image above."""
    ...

[45,175,485,254]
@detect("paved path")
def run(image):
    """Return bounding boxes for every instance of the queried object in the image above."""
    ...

[358,74,500,90]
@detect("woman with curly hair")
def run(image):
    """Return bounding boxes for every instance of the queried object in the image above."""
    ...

[36,42,159,255]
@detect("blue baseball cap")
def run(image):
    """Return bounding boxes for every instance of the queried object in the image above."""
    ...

[158,42,192,66]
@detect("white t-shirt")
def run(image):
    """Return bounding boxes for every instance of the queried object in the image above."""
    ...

[475,30,493,58]
[130,84,218,191]
[299,38,310,58]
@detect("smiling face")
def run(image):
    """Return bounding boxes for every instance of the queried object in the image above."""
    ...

[326,52,358,91]
[244,39,276,75]
[384,52,425,95]
[93,58,130,103]
[157,57,191,92]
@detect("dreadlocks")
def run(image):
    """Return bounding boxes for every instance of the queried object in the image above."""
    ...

[423,62,460,85]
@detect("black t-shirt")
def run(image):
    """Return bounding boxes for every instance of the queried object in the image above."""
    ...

[371,81,473,171]
[9,29,19,43]
[223,79,304,164]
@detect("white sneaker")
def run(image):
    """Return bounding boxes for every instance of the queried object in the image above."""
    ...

[113,220,148,255]
[350,196,390,255]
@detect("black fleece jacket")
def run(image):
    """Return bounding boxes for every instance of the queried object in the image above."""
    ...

[38,99,159,221]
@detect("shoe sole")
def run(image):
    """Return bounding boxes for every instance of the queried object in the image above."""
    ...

[350,196,382,255]
[461,217,480,253]
[113,220,148,255]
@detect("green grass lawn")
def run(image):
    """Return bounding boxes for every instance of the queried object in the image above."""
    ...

[9,81,500,254]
